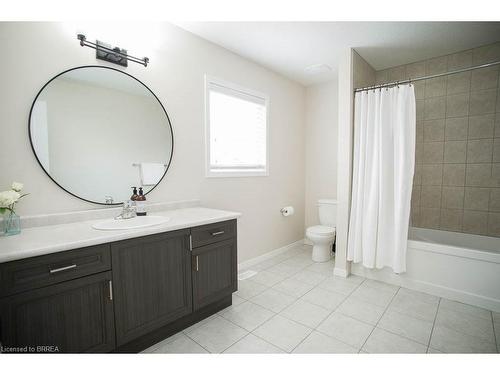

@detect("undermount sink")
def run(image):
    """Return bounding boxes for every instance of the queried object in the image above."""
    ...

[92,215,170,231]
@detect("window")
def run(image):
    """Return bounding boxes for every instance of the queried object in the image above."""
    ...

[205,76,269,177]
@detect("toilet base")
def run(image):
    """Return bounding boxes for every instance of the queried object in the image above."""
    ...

[312,244,332,263]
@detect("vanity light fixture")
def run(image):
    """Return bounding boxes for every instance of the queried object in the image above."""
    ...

[77,34,149,67]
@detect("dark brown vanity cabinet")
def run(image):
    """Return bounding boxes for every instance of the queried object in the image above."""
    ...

[0,272,116,353]
[0,219,237,353]
[111,229,193,346]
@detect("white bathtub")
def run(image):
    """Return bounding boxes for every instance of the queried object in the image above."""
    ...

[351,227,500,312]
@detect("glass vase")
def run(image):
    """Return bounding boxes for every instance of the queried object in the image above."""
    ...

[3,211,21,236]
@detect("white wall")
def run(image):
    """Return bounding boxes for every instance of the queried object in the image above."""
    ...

[0,22,306,263]
[304,80,338,229]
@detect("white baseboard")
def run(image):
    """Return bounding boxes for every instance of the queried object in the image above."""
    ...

[238,239,305,271]
[303,238,313,246]
[333,267,348,278]
[351,264,500,312]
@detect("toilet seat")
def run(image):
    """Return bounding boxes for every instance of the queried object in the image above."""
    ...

[306,225,336,237]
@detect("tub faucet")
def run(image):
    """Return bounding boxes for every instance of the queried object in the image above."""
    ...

[115,200,137,220]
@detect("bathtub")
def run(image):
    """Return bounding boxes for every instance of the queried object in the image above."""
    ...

[350,227,500,312]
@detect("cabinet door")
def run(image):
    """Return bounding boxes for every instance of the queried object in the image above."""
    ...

[0,272,115,353]
[111,230,192,346]
[192,238,237,310]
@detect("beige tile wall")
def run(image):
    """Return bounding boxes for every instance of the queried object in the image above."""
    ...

[375,42,500,237]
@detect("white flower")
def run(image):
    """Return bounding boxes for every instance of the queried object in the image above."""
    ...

[0,190,21,207]
[11,182,23,192]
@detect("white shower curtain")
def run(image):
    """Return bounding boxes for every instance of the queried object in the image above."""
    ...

[347,85,416,273]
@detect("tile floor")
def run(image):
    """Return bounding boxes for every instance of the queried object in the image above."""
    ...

[143,244,500,354]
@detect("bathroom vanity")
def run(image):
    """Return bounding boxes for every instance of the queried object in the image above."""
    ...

[0,207,239,353]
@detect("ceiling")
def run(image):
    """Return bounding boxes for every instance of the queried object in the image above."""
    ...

[174,22,500,86]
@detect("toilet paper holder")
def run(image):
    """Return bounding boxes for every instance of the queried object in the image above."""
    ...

[280,206,294,216]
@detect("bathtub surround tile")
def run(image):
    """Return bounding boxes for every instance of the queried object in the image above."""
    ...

[467,139,493,163]
[426,56,448,75]
[423,119,445,141]
[219,301,274,331]
[471,67,499,91]
[465,163,493,187]
[414,163,422,185]
[470,89,497,115]
[425,97,446,120]
[443,164,466,186]
[300,286,347,311]
[493,139,500,163]
[416,99,425,121]
[446,93,469,118]
[223,333,285,353]
[378,309,434,345]
[489,188,500,211]
[462,210,489,235]
[362,328,427,353]
[425,77,446,98]
[317,312,374,349]
[421,186,442,208]
[440,209,463,231]
[185,315,248,353]
[253,315,312,352]
[472,42,500,65]
[464,187,490,211]
[411,186,421,208]
[375,69,388,84]
[493,164,500,187]
[387,65,406,82]
[416,121,424,143]
[337,296,386,325]
[444,141,467,163]
[423,142,444,163]
[413,81,425,100]
[293,331,358,354]
[280,299,331,328]
[422,164,443,185]
[488,212,500,236]
[448,50,473,70]
[430,325,497,353]
[444,117,468,141]
[468,114,495,139]
[406,61,426,79]
[441,186,464,209]
[446,71,471,94]
[420,208,441,229]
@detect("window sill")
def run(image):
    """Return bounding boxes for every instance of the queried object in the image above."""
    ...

[206,169,269,178]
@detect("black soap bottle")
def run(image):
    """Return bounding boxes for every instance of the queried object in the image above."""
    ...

[136,187,147,216]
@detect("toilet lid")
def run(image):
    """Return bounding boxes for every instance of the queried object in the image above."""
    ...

[307,225,335,236]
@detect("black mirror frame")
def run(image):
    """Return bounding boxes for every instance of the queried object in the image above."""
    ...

[28,65,174,206]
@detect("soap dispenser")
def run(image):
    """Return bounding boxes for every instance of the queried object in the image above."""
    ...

[130,187,139,201]
[136,187,147,216]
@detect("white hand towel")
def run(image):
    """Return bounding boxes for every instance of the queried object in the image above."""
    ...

[140,163,165,186]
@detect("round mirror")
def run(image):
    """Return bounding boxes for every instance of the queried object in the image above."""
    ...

[29,66,173,205]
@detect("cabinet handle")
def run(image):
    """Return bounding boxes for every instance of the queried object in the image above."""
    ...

[108,280,113,301]
[49,264,77,274]
[189,234,193,251]
[211,230,225,236]
[192,255,199,272]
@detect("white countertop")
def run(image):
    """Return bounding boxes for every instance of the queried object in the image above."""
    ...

[0,207,241,263]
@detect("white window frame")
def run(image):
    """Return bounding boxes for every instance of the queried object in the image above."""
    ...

[204,75,270,178]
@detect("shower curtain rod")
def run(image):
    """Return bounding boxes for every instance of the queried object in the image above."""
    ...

[354,60,500,93]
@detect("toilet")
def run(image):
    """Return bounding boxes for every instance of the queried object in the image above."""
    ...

[306,199,337,262]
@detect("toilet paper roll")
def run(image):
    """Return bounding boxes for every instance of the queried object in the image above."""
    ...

[281,206,295,217]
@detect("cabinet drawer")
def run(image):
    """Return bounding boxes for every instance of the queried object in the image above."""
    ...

[0,244,111,297]
[191,220,236,248]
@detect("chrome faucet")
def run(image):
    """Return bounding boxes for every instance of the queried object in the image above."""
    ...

[104,195,114,204]
[115,200,137,220]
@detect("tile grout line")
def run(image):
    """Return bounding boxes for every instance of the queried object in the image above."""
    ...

[358,285,402,353]
[426,297,441,352]
[287,274,368,353]
[490,311,499,353]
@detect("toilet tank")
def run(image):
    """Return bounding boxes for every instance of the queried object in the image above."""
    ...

[317,199,337,227]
